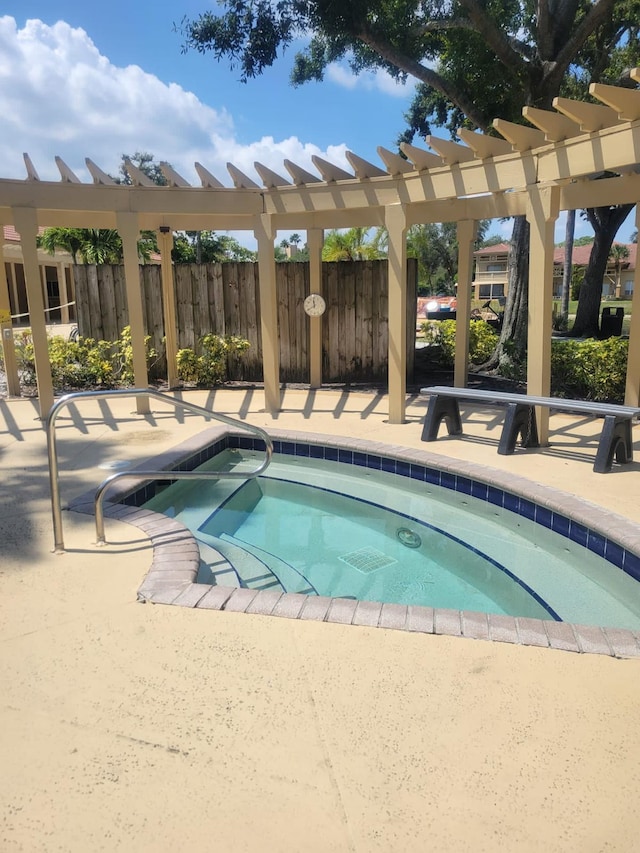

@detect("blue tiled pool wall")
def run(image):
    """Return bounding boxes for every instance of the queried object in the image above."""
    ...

[126,433,640,584]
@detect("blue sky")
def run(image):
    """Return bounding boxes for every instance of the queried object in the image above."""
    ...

[0,4,636,245]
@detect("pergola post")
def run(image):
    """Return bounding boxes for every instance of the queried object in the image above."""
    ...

[0,230,20,396]
[624,205,640,405]
[386,204,407,424]
[12,207,55,417]
[526,185,560,444]
[157,227,178,389]
[454,220,477,388]
[255,214,280,414]
[307,228,324,388]
[116,211,150,414]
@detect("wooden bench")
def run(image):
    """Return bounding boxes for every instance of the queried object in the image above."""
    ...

[420,385,640,473]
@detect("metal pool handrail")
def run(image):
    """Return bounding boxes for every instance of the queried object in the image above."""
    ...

[46,388,273,552]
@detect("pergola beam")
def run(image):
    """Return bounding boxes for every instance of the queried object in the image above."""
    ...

[426,135,476,164]
[590,82,640,122]
[552,97,621,132]
[522,106,581,141]
[493,119,547,151]
[456,129,513,159]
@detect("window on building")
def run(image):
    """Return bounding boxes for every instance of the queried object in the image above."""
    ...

[486,263,506,272]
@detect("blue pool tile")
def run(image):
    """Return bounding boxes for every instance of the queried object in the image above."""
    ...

[425,468,441,486]
[503,493,520,514]
[551,513,570,537]
[471,480,488,501]
[366,454,381,469]
[396,461,411,478]
[353,451,368,467]
[280,441,295,455]
[309,444,324,459]
[338,449,353,464]
[235,435,253,449]
[605,539,625,570]
[440,471,455,491]
[325,446,339,462]
[569,521,589,548]
[456,476,473,495]
[410,464,426,481]
[623,551,640,582]
[295,443,310,457]
[588,530,606,558]
[487,486,503,508]
[520,499,536,521]
[381,457,396,473]
[535,506,553,530]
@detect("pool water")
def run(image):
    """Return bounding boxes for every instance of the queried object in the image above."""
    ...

[143,449,640,628]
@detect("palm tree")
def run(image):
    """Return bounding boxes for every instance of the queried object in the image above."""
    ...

[38,227,156,264]
[322,228,381,261]
[37,227,86,264]
[608,243,630,298]
[80,229,123,264]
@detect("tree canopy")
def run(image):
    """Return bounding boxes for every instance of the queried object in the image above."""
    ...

[180,0,640,352]
[179,0,639,140]
[172,231,256,263]
[37,227,156,264]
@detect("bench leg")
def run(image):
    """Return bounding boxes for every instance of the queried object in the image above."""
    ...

[498,403,539,455]
[594,416,633,473]
[421,395,463,442]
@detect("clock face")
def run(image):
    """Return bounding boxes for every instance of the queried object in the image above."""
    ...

[304,293,326,316]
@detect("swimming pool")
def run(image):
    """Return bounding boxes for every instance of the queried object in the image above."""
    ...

[133,431,640,632]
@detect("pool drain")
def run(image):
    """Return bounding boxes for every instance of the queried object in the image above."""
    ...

[339,547,397,574]
[396,527,422,549]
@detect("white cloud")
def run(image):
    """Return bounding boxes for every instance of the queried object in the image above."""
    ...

[326,62,415,98]
[0,16,348,186]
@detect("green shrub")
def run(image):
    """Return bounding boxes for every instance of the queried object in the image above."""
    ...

[13,326,159,392]
[176,334,250,386]
[421,319,499,366]
[111,325,159,386]
[550,337,628,402]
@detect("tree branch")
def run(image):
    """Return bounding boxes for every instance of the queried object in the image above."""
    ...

[456,0,527,74]
[418,19,473,33]
[545,0,618,90]
[355,26,492,130]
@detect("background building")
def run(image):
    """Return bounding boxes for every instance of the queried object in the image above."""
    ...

[2,225,75,325]
[472,241,637,301]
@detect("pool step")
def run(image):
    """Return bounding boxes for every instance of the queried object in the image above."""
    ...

[196,530,287,593]
[220,534,317,596]
[195,539,242,587]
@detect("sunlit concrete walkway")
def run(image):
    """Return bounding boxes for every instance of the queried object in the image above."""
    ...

[2,387,640,852]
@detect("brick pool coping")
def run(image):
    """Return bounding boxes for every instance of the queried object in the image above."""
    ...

[69,425,640,659]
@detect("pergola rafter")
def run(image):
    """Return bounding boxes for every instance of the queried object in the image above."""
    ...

[1,76,639,428]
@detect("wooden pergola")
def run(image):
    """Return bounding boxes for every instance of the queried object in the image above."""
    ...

[1,73,640,437]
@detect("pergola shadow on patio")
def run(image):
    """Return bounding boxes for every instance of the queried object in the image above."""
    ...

[1,74,640,438]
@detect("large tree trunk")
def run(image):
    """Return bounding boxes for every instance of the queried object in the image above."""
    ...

[479,215,529,371]
[571,203,634,337]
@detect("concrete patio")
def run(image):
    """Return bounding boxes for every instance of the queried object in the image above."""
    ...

[2,386,640,852]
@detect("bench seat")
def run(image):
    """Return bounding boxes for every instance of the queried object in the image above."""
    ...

[420,385,640,474]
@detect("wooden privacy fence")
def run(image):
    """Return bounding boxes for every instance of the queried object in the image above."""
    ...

[74,259,417,384]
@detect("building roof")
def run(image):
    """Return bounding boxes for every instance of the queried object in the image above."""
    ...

[474,240,636,270]
[474,243,510,255]
[552,241,636,270]
[3,224,48,242]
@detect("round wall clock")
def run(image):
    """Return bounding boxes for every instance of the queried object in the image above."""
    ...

[303,293,326,316]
